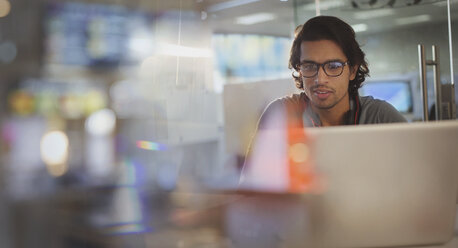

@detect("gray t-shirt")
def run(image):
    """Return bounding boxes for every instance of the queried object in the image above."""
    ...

[258,92,406,129]
[358,95,407,124]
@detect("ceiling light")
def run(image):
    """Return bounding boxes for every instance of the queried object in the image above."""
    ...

[155,43,213,58]
[395,14,431,26]
[302,0,345,11]
[354,9,395,20]
[351,23,368,32]
[208,0,260,12]
[235,12,277,25]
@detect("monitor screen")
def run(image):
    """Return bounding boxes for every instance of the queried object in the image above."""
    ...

[44,2,154,67]
[359,80,413,113]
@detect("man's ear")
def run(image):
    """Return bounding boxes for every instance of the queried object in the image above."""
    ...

[293,68,302,78]
[349,64,358,81]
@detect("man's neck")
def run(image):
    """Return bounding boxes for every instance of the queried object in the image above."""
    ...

[312,95,350,127]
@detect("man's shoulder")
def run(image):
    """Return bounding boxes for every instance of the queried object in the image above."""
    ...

[262,92,305,117]
[270,92,306,108]
[360,95,398,111]
[360,95,387,107]
[359,96,407,123]
[258,92,306,128]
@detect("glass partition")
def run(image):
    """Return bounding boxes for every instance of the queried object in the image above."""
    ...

[0,0,456,247]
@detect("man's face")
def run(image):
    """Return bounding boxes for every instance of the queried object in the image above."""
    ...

[299,40,357,111]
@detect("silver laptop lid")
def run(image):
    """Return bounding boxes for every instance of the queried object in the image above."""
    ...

[237,121,458,247]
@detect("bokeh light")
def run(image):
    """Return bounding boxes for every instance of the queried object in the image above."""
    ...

[40,130,69,177]
[85,108,116,136]
[289,142,309,163]
[47,162,69,177]
[0,0,11,18]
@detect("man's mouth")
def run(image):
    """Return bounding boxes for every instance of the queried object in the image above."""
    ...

[312,88,333,100]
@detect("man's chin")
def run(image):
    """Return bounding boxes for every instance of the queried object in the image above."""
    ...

[314,105,334,110]
[311,101,336,110]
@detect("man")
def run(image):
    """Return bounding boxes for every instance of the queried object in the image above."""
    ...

[240,16,407,188]
[257,16,406,130]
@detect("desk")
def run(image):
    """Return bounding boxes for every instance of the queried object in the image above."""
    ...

[11,189,456,248]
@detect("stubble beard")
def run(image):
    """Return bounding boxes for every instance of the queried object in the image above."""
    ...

[308,90,349,111]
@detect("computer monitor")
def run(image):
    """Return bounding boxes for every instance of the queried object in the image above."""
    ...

[236,121,458,247]
[359,80,413,113]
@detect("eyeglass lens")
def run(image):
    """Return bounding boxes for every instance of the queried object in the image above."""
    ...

[300,61,345,77]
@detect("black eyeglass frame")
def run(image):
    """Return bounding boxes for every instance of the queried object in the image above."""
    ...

[298,60,349,78]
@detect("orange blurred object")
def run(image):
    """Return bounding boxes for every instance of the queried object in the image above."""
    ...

[287,127,315,193]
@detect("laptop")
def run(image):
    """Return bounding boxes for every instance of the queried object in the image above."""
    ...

[230,120,458,248]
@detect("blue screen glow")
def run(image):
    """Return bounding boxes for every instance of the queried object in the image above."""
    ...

[360,81,413,113]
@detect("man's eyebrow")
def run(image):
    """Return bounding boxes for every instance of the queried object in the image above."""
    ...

[300,59,316,64]
[300,59,345,64]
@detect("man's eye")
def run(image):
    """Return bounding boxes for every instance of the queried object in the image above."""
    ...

[302,64,316,70]
[327,62,342,69]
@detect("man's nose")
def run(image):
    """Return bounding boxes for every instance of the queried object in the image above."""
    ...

[314,66,328,83]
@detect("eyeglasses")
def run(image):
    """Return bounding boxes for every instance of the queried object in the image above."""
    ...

[299,61,349,78]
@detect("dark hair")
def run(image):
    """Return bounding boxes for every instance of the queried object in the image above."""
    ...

[289,16,369,96]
